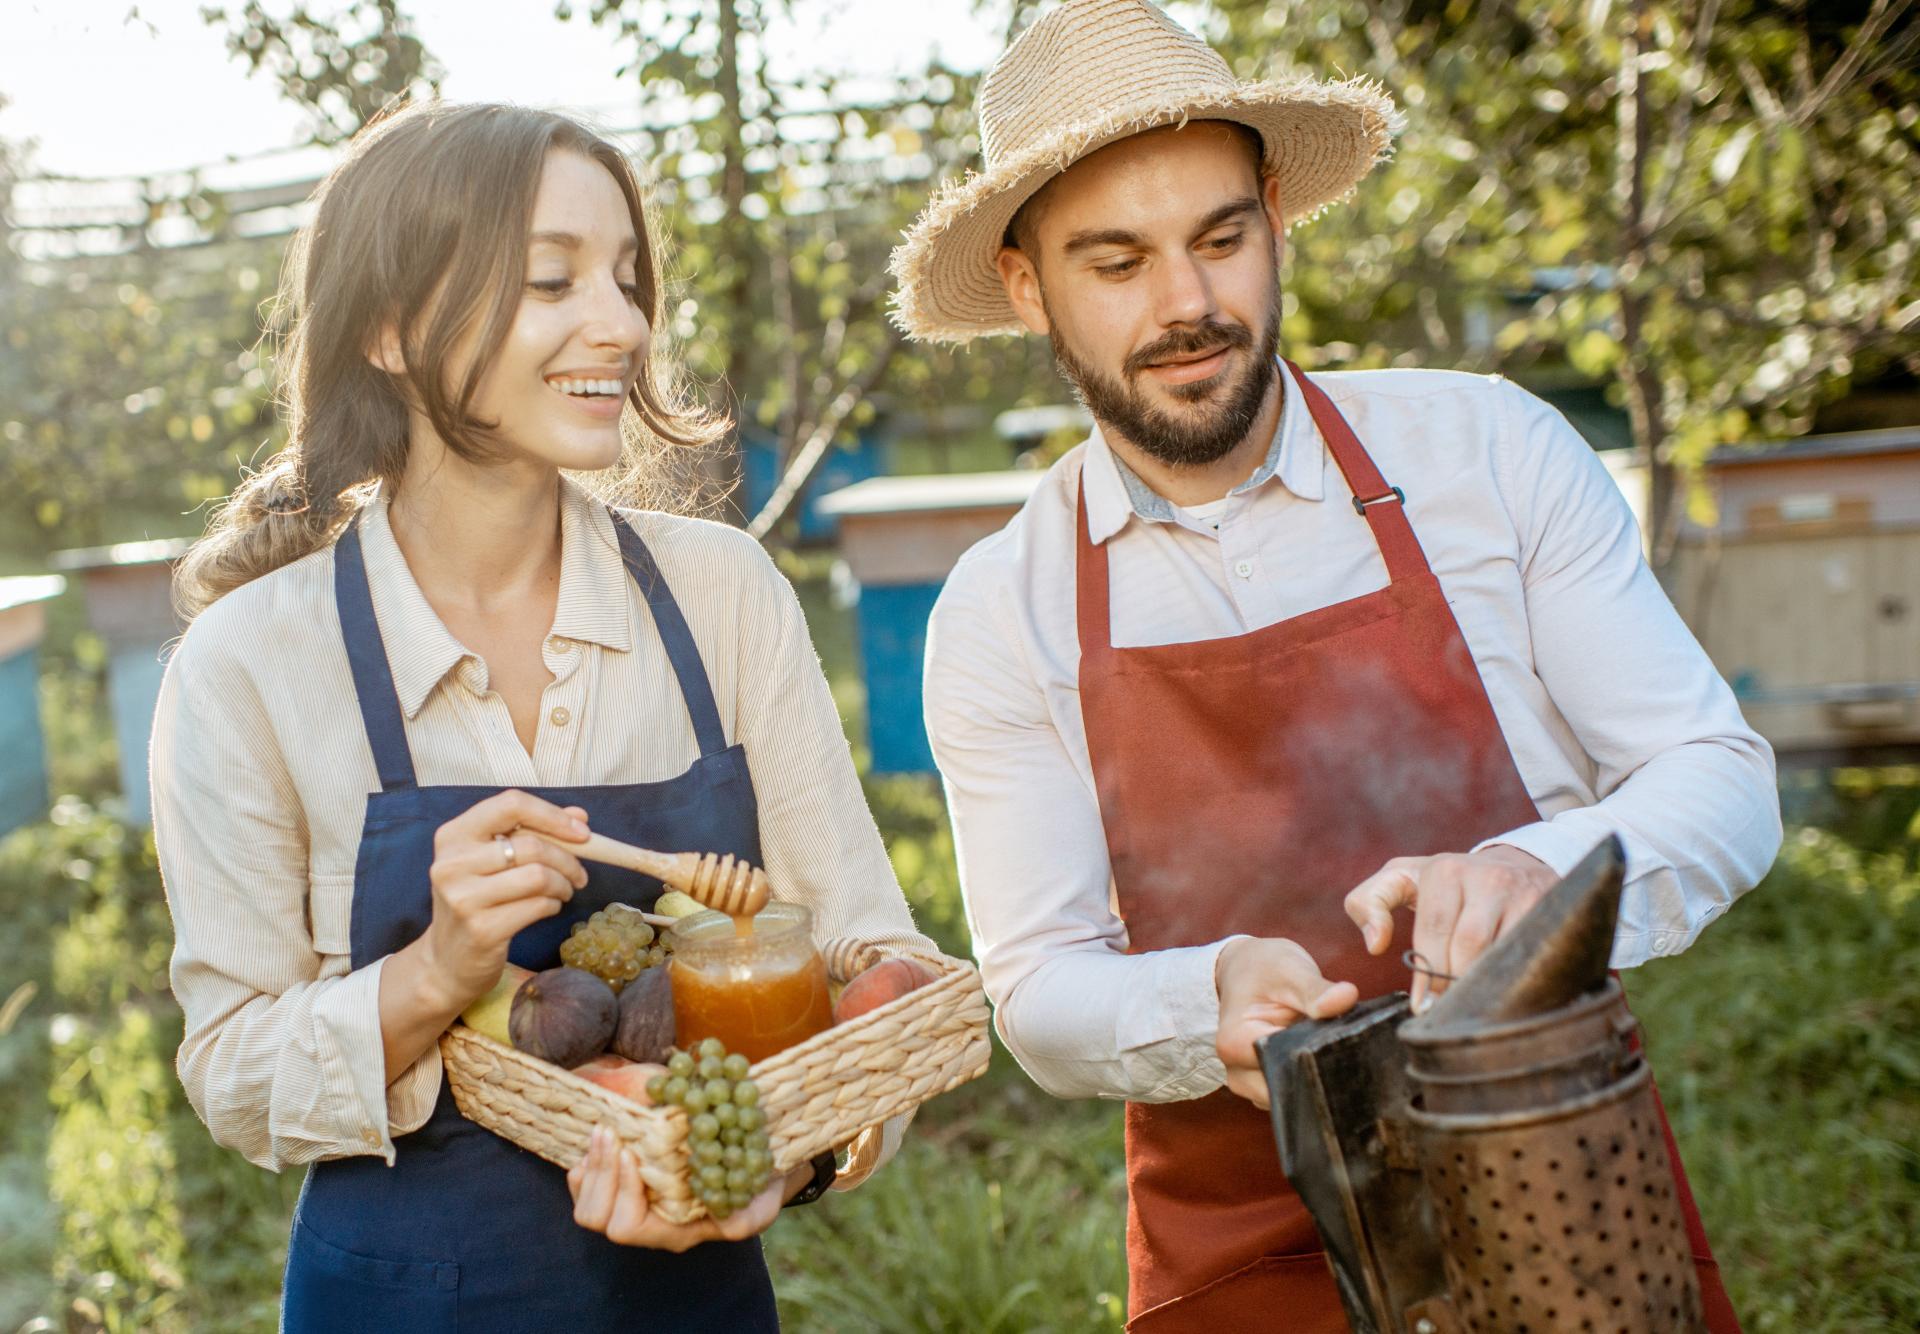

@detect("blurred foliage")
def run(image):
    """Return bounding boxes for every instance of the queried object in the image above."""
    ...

[564,0,1054,530]
[0,169,283,548]
[7,1,1918,556]
[200,0,444,146]
[1627,817,1920,1330]
[767,1125,1127,1332]
[1202,0,1920,549]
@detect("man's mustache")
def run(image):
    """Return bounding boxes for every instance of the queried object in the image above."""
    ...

[1123,321,1253,378]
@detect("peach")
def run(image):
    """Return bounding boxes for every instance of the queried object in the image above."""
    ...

[832,958,938,1024]
[576,1055,667,1105]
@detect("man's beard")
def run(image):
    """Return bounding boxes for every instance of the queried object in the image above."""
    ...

[1045,284,1280,470]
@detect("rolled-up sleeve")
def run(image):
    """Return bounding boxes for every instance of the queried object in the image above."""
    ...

[925,553,1231,1104]
[151,616,434,1172]
[1482,381,1783,965]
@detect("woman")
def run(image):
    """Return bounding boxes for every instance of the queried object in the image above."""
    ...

[151,102,930,1331]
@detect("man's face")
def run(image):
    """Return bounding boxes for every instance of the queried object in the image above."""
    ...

[998,123,1283,469]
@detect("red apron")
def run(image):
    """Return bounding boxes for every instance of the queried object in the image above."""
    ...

[1076,362,1738,1332]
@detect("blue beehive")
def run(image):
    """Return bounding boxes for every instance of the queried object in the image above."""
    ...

[741,430,887,543]
[0,575,67,838]
[815,472,1042,774]
[51,539,189,827]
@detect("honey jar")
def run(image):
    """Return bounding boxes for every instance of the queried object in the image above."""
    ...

[668,902,833,1062]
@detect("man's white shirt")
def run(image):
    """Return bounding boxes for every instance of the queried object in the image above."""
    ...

[923,361,1781,1104]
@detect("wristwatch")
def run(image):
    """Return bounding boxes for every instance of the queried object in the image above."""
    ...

[782,1150,838,1208]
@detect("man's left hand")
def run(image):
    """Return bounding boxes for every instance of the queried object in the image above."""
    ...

[1342,846,1559,1011]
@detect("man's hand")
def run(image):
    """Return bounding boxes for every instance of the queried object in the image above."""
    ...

[1343,846,1559,1011]
[1215,938,1359,1109]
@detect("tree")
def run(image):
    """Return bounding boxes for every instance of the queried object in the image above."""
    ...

[571,0,1050,533]
[0,2,447,551]
[200,0,443,146]
[0,97,283,548]
[1203,0,1920,559]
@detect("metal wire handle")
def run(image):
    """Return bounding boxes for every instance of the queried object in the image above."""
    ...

[1402,949,1458,984]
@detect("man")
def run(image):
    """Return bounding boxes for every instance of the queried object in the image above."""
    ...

[896,1,1779,1330]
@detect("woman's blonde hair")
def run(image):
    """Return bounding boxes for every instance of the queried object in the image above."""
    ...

[174,101,722,619]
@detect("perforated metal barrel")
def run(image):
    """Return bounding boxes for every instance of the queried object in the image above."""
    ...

[1407,1062,1705,1333]
[1402,979,1640,1117]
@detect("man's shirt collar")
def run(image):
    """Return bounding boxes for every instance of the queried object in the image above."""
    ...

[1080,358,1325,544]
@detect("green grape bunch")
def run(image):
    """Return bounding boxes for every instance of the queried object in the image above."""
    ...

[647,1039,772,1217]
[559,903,667,993]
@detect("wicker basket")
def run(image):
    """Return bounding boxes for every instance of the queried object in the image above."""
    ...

[439,946,990,1224]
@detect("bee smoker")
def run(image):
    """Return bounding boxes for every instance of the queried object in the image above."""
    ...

[1257,837,1705,1333]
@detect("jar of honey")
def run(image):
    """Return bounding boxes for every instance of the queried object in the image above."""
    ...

[668,903,833,1063]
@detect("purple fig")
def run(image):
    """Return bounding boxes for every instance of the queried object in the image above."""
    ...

[509,966,617,1068]
[611,966,676,1065]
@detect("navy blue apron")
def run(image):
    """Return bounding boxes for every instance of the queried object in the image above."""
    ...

[281,513,779,1332]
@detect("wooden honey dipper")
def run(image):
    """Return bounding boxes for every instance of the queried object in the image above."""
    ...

[535,830,773,917]
[820,936,883,984]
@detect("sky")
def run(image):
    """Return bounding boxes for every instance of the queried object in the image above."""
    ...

[0,0,1009,180]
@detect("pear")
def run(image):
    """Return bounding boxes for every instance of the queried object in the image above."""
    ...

[459,962,534,1046]
[653,890,705,919]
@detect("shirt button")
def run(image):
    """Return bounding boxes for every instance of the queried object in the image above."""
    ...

[549,706,572,727]
[547,637,573,653]
[363,1129,381,1147]
[1233,559,1254,579]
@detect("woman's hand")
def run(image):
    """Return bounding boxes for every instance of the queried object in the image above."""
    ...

[567,1126,803,1251]
[418,789,592,1012]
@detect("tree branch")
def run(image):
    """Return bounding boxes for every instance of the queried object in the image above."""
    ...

[1789,0,1913,127]
[747,338,897,542]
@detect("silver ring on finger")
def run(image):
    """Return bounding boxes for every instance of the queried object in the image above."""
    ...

[496,833,518,870]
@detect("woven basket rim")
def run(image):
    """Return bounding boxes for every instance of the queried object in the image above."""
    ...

[750,947,972,1078]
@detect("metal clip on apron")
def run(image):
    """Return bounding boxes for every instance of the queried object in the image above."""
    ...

[281,513,778,1333]
[1073,362,1734,1332]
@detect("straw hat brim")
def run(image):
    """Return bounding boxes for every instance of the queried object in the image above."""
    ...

[889,77,1400,344]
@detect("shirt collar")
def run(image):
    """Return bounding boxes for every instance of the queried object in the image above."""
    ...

[548,479,635,655]
[1079,357,1327,544]
[353,476,633,719]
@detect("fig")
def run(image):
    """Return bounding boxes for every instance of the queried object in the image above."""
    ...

[509,966,618,1068]
[611,964,677,1064]
[833,958,938,1024]
[459,962,534,1046]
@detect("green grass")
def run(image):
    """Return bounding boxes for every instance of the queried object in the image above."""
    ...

[1,587,1916,1331]
[1626,816,1920,1332]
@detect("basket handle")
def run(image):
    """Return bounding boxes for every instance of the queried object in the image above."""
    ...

[832,1120,891,1191]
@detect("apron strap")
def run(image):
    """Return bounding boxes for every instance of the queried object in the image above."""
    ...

[610,512,730,759]
[333,521,420,792]
[1283,359,1431,583]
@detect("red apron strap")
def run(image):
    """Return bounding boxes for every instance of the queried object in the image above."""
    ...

[1075,468,1113,661]
[1283,360,1431,583]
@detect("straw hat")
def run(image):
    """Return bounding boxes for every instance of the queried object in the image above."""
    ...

[889,0,1401,344]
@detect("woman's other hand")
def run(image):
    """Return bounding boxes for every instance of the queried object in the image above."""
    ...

[420,790,591,1011]
[567,1126,801,1250]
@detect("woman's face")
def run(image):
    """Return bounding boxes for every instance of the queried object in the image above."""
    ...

[465,149,651,473]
